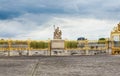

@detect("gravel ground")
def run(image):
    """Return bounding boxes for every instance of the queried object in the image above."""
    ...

[0,55,120,76]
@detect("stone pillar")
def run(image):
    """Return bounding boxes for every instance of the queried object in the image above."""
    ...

[8,39,12,56]
[85,50,89,55]
[51,39,65,56]
[27,38,31,56]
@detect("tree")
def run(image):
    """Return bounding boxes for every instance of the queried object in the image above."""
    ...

[30,41,48,49]
[98,38,106,44]
[99,38,106,40]
[65,41,77,49]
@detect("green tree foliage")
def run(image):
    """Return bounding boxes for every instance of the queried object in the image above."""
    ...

[0,39,8,44]
[12,41,27,45]
[65,41,77,49]
[99,38,106,40]
[30,41,48,49]
[98,38,106,44]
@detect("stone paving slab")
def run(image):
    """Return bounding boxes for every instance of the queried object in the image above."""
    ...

[0,55,120,76]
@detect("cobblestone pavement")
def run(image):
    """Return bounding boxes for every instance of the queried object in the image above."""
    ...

[0,55,120,76]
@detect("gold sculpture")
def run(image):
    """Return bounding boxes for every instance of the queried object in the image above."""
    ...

[111,22,120,55]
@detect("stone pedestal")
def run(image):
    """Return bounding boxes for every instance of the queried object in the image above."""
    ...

[51,39,65,55]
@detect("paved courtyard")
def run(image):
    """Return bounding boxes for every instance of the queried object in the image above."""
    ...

[0,55,120,76]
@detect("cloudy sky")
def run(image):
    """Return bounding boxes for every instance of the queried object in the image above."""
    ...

[0,0,120,40]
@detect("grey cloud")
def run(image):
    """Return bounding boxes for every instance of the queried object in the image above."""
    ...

[0,0,120,20]
[0,0,119,39]
[0,13,55,38]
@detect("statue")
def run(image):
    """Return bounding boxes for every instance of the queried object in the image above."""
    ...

[54,26,62,39]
